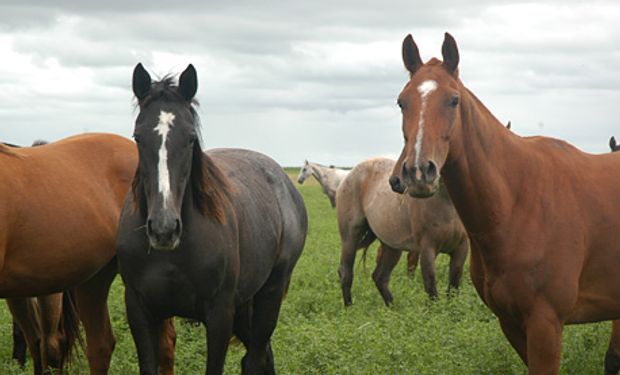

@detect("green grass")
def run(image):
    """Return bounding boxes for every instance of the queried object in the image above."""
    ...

[0,173,611,374]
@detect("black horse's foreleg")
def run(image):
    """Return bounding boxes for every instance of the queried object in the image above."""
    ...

[205,297,234,375]
[125,287,161,375]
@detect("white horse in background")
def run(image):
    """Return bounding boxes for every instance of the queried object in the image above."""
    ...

[297,160,349,208]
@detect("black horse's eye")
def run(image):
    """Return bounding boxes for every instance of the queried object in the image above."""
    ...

[449,95,459,107]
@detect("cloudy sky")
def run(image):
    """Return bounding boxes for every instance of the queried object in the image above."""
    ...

[1,1,620,166]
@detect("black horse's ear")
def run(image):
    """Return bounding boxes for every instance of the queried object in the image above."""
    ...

[610,136,618,152]
[441,32,460,75]
[132,63,151,101]
[402,34,423,76]
[179,64,198,101]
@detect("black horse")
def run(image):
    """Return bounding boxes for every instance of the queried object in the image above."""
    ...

[117,63,308,375]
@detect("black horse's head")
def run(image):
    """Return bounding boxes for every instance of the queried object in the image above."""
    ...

[131,63,200,251]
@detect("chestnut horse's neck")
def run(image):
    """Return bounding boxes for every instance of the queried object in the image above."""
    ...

[442,85,521,238]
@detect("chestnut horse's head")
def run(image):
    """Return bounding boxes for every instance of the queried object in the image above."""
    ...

[131,63,199,250]
[389,33,461,198]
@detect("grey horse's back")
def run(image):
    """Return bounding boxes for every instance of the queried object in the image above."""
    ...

[207,148,308,290]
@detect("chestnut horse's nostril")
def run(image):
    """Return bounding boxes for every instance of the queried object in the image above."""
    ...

[389,176,405,194]
[425,160,438,182]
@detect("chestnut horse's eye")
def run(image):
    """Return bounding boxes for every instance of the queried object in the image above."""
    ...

[397,99,403,109]
[449,95,459,107]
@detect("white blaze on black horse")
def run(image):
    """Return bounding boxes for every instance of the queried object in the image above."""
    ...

[117,63,308,375]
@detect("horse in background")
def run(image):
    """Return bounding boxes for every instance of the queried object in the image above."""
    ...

[389,32,620,375]
[297,160,349,207]
[337,157,467,305]
[117,63,307,374]
[0,134,176,374]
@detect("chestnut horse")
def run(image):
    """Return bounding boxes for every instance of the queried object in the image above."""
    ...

[389,32,620,374]
[0,134,176,374]
[337,157,468,306]
[117,63,307,374]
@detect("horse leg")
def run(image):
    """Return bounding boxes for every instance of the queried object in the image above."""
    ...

[125,285,161,375]
[12,318,28,367]
[37,293,64,372]
[204,296,234,375]
[406,250,419,278]
[74,259,117,375]
[242,268,291,375]
[497,316,528,364]
[7,297,43,374]
[371,244,402,306]
[523,305,563,374]
[158,318,177,375]
[605,320,620,375]
[338,235,359,306]
[328,192,336,208]
[419,245,439,299]
[447,239,468,293]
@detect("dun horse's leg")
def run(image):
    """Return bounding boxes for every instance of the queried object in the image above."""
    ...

[125,286,161,375]
[158,318,177,375]
[419,245,439,299]
[338,236,359,306]
[74,259,117,375]
[371,244,402,306]
[406,250,420,278]
[447,240,468,293]
[605,320,620,375]
[204,296,234,375]
[7,298,43,374]
[37,293,64,370]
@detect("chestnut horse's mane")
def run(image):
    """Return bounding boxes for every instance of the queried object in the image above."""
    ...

[131,76,231,223]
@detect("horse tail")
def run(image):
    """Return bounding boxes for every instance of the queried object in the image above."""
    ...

[58,289,83,370]
[358,225,377,268]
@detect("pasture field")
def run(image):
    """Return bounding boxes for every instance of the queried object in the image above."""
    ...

[0,168,610,374]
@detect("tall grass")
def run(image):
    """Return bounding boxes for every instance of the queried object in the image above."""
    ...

[0,170,610,374]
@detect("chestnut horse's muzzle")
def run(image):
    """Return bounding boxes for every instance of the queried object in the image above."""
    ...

[390,160,440,198]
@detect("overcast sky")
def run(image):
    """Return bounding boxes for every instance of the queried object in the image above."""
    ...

[1,1,619,166]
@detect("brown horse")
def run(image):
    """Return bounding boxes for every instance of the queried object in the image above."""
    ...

[0,134,176,374]
[389,32,620,374]
[337,157,467,306]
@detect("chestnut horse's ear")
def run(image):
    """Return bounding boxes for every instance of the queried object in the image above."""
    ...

[179,64,198,101]
[132,63,151,101]
[402,34,423,76]
[441,32,460,75]
[610,136,619,152]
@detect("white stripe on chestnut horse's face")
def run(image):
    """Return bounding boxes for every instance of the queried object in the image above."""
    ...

[413,80,438,169]
[154,110,176,208]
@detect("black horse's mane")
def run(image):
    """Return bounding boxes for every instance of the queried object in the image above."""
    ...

[132,76,231,224]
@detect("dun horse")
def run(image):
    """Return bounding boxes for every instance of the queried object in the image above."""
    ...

[0,134,176,374]
[297,160,348,207]
[117,63,307,374]
[337,157,468,305]
[390,32,620,374]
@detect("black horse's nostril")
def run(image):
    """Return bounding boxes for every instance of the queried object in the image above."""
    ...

[425,160,438,182]
[389,175,405,194]
[174,219,182,236]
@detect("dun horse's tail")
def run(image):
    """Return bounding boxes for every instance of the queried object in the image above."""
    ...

[58,289,83,370]
[359,225,377,268]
